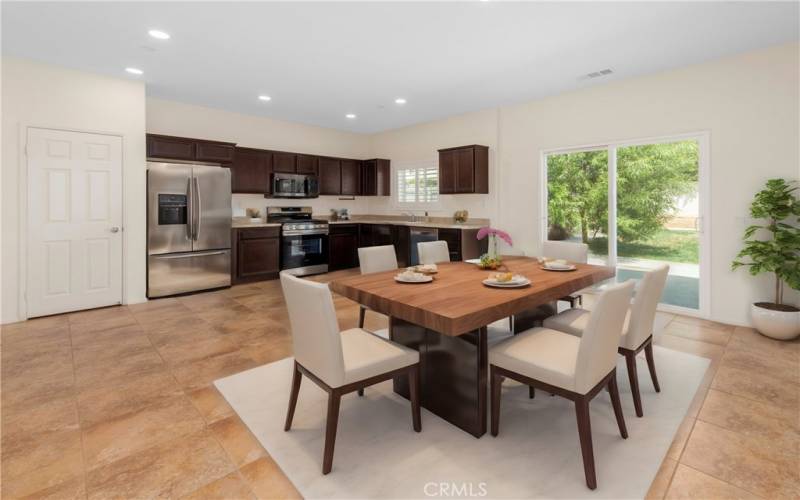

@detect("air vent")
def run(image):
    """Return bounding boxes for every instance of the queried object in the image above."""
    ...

[584,68,613,79]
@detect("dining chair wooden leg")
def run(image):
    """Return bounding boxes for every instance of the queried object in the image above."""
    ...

[607,371,628,439]
[284,361,302,431]
[490,366,502,437]
[409,364,421,432]
[574,398,597,490]
[322,391,342,475]
[529,386,535,399]
[644,340,661,393]
[624,352,644,417]
[357,388,364,397]
[358,305,366,329]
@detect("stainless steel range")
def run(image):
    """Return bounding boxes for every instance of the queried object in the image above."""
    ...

[267,207,328,276]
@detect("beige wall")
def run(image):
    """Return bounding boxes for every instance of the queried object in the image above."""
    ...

[146,98,372,217]
[368,42,800,326]
[1,58,147,324]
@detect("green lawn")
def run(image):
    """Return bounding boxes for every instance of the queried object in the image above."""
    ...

[586,229,699,264]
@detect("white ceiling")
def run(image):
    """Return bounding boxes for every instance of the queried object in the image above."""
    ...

[3,1,798,134]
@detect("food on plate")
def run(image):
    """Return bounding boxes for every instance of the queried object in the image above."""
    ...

[493,272,514,282]
[415,264,438,274]
[398,270,426,281]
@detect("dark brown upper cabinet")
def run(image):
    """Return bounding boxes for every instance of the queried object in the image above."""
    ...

[319,157,342,195]
[272,152,297,173]
[231,147,271,194]
[340,159,361,196]
[147,134,195,161]
[361,159,391,196]
[147,134,235,164]
[437,145,489,194]
[296,154,319,175]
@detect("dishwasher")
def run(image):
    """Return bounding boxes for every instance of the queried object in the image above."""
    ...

[409,227,438,266]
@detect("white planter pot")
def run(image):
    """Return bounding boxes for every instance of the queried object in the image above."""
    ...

[751,303,800,340]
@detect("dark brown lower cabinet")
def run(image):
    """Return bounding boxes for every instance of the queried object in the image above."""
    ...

[438,228,463,262]
[329,224,359,271]
[393,225,410,267]
[232,227,280,284]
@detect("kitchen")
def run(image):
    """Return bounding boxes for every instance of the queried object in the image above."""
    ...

[3,2,798,498]
[145,130,491,296]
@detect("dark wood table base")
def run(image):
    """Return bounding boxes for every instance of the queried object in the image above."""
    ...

[390,317,488,438]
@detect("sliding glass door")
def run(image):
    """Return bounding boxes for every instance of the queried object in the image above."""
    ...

[543,134,708,315]
[545,148,609,265]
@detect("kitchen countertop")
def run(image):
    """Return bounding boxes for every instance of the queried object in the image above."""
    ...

[231,220,282,229]
[327,220,486,230]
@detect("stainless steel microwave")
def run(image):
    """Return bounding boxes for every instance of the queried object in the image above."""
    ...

[271,172,319,198]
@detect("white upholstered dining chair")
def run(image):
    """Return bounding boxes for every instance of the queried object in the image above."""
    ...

[280,272,421,474]
[541,240,589,307]
[418,240,450,265]
[357,245,398,329]
[489,280,634,490]
[543,264,669,417]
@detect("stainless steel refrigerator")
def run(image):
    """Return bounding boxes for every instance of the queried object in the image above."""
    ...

[147,161,231,298]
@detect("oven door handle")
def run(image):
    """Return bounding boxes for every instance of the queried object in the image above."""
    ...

[282,229,329,237]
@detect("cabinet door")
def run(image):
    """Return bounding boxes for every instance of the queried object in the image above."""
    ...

[372,224,393,246]
[237,237,279,279]
[340,159,361,195]
[296,154,318,175]
[438,150,456,194]
[319,157,341,195]
[231,148,269,194]
[329,233,358,270]
[376,159,391,196]
[393,225,410,267]
[359,224,373,247]
[147,135,195,160]
[361,161,377,196]
[196,141,235,163]
[272,152,297,173]
[438,228,462,261]
[454,148,475,193]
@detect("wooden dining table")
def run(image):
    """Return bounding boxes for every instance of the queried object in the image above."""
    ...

[329,256,615,438]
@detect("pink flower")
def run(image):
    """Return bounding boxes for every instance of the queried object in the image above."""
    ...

[495,229,513,246]
[476,227,513,246]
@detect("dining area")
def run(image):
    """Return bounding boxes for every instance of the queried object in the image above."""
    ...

[255,236,683,495]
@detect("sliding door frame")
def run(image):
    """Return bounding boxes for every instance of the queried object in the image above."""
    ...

[540,131,711,318]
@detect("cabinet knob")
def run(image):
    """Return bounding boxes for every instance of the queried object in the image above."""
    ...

[110,227,120,233]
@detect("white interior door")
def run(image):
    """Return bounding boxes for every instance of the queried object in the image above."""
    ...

[26,127,123,317]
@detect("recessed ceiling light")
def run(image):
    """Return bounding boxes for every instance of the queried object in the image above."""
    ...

[125,67,143,75]
[345,113,356,119]
[258,95,272,101]
[394,98,407,105]
[148,29,170,40]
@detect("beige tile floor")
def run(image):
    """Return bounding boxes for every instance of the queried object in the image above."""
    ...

[1,270,798,499]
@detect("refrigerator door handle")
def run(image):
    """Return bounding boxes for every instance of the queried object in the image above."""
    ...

[186,178,193,241]
[193,175,201,241]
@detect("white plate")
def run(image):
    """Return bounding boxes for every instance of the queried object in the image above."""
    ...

[483,277,531,288]
[395,275,433,284]
[540,264,576,272]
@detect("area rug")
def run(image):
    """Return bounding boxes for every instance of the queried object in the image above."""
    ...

[215,346,708,499]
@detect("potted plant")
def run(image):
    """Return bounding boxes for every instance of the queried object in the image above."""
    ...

[732,178,800,340]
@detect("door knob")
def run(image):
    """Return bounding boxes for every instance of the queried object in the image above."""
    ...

[110,227,120,233]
